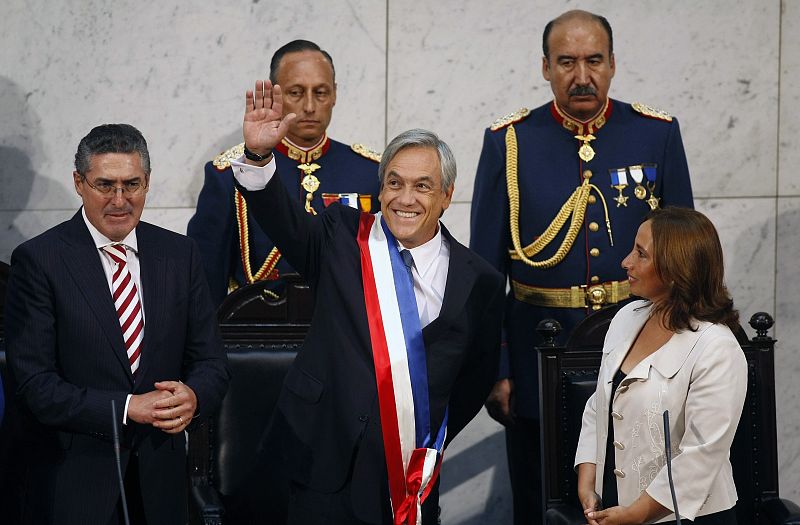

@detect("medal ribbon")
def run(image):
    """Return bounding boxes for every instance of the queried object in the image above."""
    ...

[357,212,448,525]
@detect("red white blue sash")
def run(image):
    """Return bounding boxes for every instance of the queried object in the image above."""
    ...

[357,212,448,525]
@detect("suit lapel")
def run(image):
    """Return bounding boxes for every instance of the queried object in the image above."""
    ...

[134,223,166,382]
[422,225,475,341]
[60,211,133,379]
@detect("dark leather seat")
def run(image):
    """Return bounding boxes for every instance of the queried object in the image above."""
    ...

[189,274,311,525]
[0,260,8,342]
[0,260,23,522]
[536,305,800,524]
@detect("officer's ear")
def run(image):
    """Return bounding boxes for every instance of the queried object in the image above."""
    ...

[609,53,616,77]
[73,170,83,197]
[332,82,337,106]
[541,55,551,81]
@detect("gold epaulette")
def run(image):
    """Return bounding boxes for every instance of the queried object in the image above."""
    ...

[632,102,673,122]
[351,143,382,163]
[490,108,531,131]
[212,142,245,171]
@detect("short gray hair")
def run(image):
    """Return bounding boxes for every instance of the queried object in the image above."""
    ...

[74,123,151,176]
[378,129,456,192]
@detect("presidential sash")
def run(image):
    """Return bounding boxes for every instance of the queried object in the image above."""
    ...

[357,212,448,525]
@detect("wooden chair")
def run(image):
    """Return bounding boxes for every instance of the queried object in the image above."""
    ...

[188,274,312,525]
[537,305,800,524]
[0,260,9,342]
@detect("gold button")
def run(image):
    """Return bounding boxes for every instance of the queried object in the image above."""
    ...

[613,440,625,450]
[590,275,600,283]
[583,169,593,179]
[590,248,600,257]
[589,222,599,232]
[588,195,597,204]
[613,468,626,478]
[611,411,623,420]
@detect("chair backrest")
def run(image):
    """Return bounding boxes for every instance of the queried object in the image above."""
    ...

[537,306,781,524]
[0,260,10,342]
[188,274,312,501]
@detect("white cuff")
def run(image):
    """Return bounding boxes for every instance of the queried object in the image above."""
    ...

[231,155,277,191]
[123,394,132,425]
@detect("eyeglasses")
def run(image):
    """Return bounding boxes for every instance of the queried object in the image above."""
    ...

[81,176,148,196]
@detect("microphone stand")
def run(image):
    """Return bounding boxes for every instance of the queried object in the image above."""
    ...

[662,410,681,525]
[112,400,131,525]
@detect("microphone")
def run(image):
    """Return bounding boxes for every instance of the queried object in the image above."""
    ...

[662,410,681,525]
[111,400,131,525]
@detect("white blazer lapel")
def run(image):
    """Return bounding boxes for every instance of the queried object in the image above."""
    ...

[601,302,650,399]
[650,321,713,378]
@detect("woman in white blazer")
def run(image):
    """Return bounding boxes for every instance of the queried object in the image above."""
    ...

[575,207,747,525]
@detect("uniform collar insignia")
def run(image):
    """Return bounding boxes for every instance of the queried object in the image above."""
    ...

[550,98,613,136]
[275,134,331,164]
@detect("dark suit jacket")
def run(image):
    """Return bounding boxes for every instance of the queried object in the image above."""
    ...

[4,211,229,525]
[239,173,504,523]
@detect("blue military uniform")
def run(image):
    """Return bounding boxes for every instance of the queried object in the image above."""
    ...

[188,135,381,306]
[470,98,693,522]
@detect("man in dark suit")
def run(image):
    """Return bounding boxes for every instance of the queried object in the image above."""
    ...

[231,80,504,524]
[188,39,381,306]
[4,124,230,524]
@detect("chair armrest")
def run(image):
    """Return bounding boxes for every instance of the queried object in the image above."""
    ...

[762,497,800,525]
[545,503,587,525]
[190,483,225,525]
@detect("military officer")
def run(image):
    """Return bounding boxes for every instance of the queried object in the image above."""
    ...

[469,10,694,524]
[188,40,381,306]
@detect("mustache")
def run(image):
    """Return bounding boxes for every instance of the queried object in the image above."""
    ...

[104,205,134,214]
[569,85,597,96]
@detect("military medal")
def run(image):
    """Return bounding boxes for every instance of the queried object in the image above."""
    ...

[298,163,322,214]
[628,166,647,200]
[575,134,596,162]
[609,168,629,207]
[643,164,660,210]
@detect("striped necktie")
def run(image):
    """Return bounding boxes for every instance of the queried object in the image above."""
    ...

[102,244,144,377]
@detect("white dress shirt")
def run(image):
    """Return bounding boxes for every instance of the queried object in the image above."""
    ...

[231,155,450,327]
[82,208,144,422]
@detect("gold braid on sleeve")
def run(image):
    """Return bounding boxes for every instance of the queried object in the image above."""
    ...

[505,125,613,269]
[235,189,281,299]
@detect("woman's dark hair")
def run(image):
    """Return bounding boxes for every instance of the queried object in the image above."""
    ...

[647,207,739,332]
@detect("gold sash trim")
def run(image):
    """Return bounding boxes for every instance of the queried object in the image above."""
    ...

[512,279,630,310]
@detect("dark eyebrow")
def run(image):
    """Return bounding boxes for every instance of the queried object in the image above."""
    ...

[557,53,605,62]
[93,176,142,184]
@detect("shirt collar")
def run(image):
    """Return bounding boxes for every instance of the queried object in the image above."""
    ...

[398,224,443,278]
[81,207,139,254]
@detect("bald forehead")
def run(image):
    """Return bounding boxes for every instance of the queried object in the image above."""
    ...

[545,12,612,58]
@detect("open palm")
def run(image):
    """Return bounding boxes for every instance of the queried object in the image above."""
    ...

[243,79,296,155]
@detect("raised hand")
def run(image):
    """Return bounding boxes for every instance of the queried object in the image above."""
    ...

[243,79,296,158]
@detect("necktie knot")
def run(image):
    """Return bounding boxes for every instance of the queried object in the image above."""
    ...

[400,249,415,271]
[102,244,128,265]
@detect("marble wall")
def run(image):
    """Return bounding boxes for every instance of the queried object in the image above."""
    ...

[1,0,797,519]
